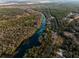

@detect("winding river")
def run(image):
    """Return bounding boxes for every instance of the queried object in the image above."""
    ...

[13,14,46,58]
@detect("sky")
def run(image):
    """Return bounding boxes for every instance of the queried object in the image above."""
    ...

[0,0,79,3]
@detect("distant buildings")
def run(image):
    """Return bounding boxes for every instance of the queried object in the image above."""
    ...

[63,12,79,45]
[63,12,79,25]
[66,12,79,20]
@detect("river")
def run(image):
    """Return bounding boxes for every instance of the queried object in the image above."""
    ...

[13,14,46,58]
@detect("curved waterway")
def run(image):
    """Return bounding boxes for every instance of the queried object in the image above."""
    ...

[13,14,46,58]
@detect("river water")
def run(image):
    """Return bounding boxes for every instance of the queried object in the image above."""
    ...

[13,14,46,58]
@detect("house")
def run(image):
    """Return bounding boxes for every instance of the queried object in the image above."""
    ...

[64,12,79,23]
[74,14,79,20]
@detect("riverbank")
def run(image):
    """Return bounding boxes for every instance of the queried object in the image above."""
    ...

[12,11,42,55]
[0,8,43,57]
[13,13,46,58]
